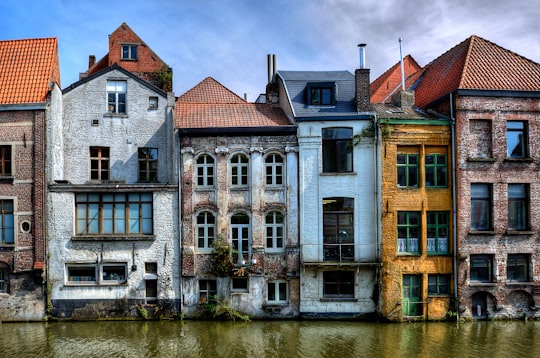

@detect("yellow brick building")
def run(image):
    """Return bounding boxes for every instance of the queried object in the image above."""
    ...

[374,91,454,321]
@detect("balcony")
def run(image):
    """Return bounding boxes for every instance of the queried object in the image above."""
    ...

[323,243,354,262]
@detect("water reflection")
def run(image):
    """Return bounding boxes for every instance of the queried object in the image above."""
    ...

[0,320,538,357]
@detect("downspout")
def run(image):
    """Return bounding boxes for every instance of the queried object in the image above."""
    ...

[374,113,382,316]
[176,129,184,314]
[450,92,458,321]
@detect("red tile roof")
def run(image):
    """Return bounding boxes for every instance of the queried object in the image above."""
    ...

[414,35,540,108]
[176,77,292,129]
[0,38,60,105]
[370,55,422,103]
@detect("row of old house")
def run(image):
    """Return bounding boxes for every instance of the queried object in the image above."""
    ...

[1,23,539,322]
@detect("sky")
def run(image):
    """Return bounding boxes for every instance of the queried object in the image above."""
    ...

[2,0,539,101]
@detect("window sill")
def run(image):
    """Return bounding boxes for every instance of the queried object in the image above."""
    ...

[503,157,534,163]
[397,186,419,189]
[468,230,496,235]
[506,281,534,286]
[72,235,156,241]
[467,157,496,162]
[195,249,215,254]
[230,187,250,191]
[231,291,249,295]
[506,230,534,235]
[397,253,421,257]
[194,187,215,192]
[320,172,356,176]
[320,297,357,302]
[0,245,15,250]
[0,176,14,183]
[427,294,452,298]
[103,113,128,118]
[469,282,496,287]
[426,253,451,256]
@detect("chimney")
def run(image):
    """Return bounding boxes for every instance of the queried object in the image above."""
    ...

[391,90,415,109]
[88,55,96,69]
[265,54,279,104]
[355,44,370,112]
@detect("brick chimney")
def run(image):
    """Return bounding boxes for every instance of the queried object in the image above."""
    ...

[391,90,415,109]
[88,55,96,69]
[355,44,370,112]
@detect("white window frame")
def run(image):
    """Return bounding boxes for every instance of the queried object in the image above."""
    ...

[265,153,284,187]
[230,153,249,187]
[265,211,285,253]
[121,44,138,60]
[66,262,127,286]
[106,80,127,114]
[267,280,288,303]
[231,213,250,264]
[196,211,216,250]
[196,154,215,188]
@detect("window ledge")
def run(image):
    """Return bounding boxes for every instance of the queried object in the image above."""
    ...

[320,172,356,176]
[0,293,10,298]
[427,294,452,298]
[230,187,250,191]
[467,157,496,162]
[504,157,534,163]
[72,235,156,241]
[469,282,496,287]
[506,281,534,286]
[397,253,421,257]
[0,245,15,251]
[468,230,496,235]
[103,113,128,118]
[320,298,358,302]
[397,186,419,189]
[506,230,535,235]
[0,176,14,183]
[194,187,215,192]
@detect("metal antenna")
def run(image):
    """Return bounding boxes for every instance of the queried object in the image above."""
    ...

[399,37,405,91]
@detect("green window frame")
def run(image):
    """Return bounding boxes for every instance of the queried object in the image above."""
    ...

[425,154,448,187]
[428,274,451,296]
[397,154,419,187]
[397,212,420,254]
[427,212,449,254]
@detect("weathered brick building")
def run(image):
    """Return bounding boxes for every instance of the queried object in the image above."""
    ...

[412,36,540,319]
[0,38,61,320]
[177,77,300,318]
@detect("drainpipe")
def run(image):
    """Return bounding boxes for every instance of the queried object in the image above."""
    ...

[373,113,382,315]
[450,92,458,321]
[176,129,184,314]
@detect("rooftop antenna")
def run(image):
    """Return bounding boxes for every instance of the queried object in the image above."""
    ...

[399,37,405,91]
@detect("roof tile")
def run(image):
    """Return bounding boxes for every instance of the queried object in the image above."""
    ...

[0,38,60,105]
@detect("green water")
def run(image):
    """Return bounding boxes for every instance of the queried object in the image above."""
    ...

[0,320,538,357]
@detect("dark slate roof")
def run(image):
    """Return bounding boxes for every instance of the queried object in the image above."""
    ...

[372,103,443,121]
[277,70,359,119]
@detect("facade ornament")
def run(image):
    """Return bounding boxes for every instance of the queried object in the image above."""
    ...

[215,146,229,155]
[250,147,264,154]
[180,147,194,154]
[285,146,299,153]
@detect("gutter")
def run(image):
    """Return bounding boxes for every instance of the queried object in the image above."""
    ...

[450,92,459,321]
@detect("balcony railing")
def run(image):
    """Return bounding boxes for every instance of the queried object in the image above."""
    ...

[301,243,378,265]
[323,243,354,262]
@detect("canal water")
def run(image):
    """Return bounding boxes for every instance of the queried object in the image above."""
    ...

[0,320,538,357]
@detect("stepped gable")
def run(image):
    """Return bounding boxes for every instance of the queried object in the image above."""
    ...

[414,35,540,108]
[176,77,291,129]
[0,37,60,104]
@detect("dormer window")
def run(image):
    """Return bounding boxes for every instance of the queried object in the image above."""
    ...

[307,82,335,106]
[121,44,138,60]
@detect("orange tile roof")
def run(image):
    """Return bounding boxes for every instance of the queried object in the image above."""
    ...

[370,55,422,103]
[176,77,292,129]
[0,38,60,105]
[414,35,540,108]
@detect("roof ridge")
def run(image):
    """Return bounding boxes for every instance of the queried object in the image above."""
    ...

[458,35,476,88]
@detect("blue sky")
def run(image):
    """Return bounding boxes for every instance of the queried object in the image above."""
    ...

[2,0,539,101]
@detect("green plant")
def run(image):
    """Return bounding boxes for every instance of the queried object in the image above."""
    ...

[153,65,173,92]
[447,310,457,321]
[211,236,236,277]
[201,295,250,322]
[353,122,375,145]
[46,282,53,314]
[137,304,148,320]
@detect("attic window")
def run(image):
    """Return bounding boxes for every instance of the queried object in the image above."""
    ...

[148,97,158,110]
[121,45,138,60]
[307,82,335,106]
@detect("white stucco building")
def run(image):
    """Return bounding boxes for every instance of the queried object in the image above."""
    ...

[275,67,381,318]
[47,64,179,318]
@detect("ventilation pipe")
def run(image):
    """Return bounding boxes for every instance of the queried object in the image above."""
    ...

[358,44,367,69]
